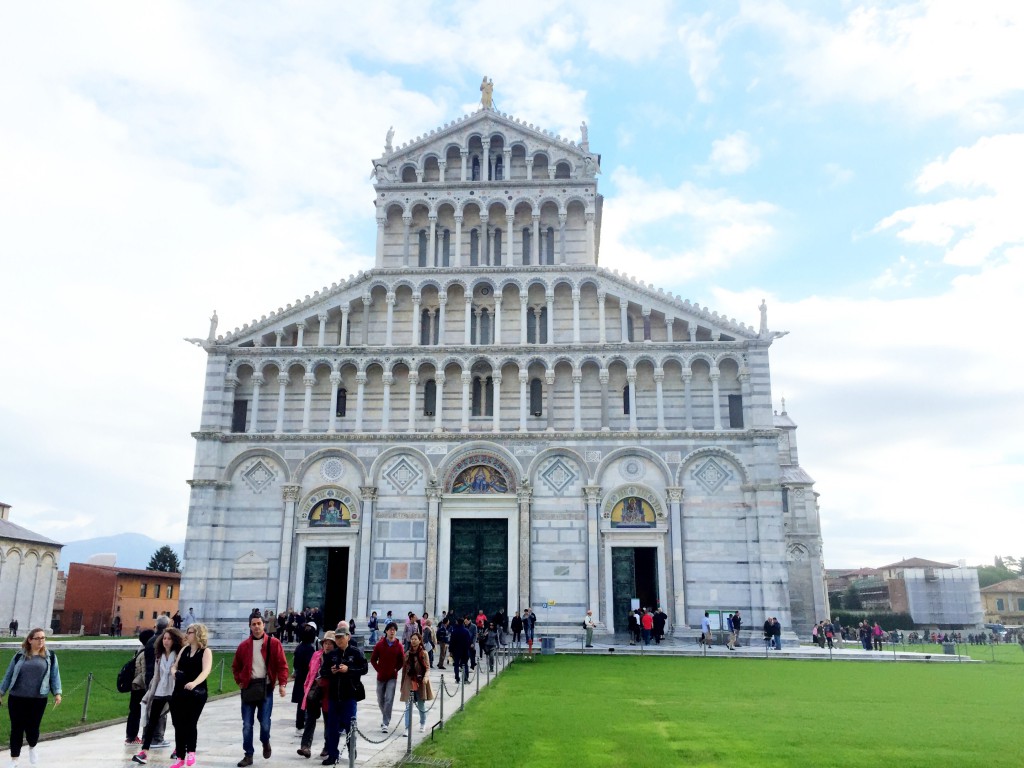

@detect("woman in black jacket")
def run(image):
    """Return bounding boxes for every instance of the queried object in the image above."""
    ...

[292,624,318,730]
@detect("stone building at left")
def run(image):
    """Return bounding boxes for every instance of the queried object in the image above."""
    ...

[0,502,63,633]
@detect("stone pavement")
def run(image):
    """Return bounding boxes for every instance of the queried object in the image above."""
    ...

[1,650,513,768]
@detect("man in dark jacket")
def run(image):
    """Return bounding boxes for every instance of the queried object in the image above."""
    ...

[448,617,473,683]
[232,614,289,767]
[322,626,368,764]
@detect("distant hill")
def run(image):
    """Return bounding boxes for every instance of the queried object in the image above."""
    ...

[60,533,184,572]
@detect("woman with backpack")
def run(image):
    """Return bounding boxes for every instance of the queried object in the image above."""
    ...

[0,628,62,768]
[133,627,185,765]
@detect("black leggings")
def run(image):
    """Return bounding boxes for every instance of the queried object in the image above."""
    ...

[141,696,172,750]
[7,695,48,757]
[170,690,208,756]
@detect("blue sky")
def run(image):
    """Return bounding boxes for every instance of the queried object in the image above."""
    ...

[1,1,1021,568]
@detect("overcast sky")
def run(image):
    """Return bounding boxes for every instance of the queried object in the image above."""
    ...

[1,2,1021,568]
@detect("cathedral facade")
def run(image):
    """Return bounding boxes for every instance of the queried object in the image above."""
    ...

[180,96,827,638]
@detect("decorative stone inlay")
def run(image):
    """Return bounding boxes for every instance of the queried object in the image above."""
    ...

[425,444,449,455]
[320,458,344,482]
[585,450,601,463]
[539,456,577,494]
[692,457,734,495]
[299,487,357,524]
[242,460,276,494]
[513,444,537,456]
[619,457,645,481]
[356,446,379,457]
[601,485,665,521]
[383,456,422,494]
[788,543,808,562]
[663,451,681,463]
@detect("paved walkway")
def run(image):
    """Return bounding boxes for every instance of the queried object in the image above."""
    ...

[1,653,510,768]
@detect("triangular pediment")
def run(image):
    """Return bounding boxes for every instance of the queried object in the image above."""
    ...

[381,107,591,168]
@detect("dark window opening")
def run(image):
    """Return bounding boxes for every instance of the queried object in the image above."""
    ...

[418,229,428,267]
[231,399,248,433]
[470,229,479,266]
[424,379,436,416]
[522,227,531,265]
[336,387,347,418]
[530,377,543,417]
[623,384,630,415]
[728,394,744,428]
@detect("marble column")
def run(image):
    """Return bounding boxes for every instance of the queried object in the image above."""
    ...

[376,217,385,262]
[626,369,638,431]
[532,214,540,265]
[665,317,674,343]
[480,215,490,265]
[710,370,722,430]
[328,372,341,433]
[642,309,652,342]
[599,368,609,431]
[460,371,471,432]
[385,292,395,346]
[583,485,601,620]
[519,295,528,344]
[317,312,327,346]
[407,371,418,432]
[682,371,694,429]
[558,212,567,263]
[402,216,411,267]
[354,371,367,433]
[654,369,666,432]
[381,373,393,432]
[597,291,607,344]
[620,301,629,343]
[506,214,515,266]
[491,373,502,432]
[493,297,502,345]
[517,486,532,610]
[361,294,371,346]
[545,293,554,345]
[572,372,582,431]
[545,371,555,432]
[355,486,378,621]
[339,308,349,348]
[226,376,239,431]
[424,481,442,616]
[463,298,472,345]
[428,215,437,267]
[586,212,595,263]
[525,157,533,181]
[411,295,421,345]
[453,216,462,267]
[667,487,687,628]
[437,296,447,344]
[275,329,284,348]
[433,373,445,433]
[296,322,305,348]
[248,374,263,434]
[460,149,468,182]
[277,485,300,611]
[519,371,528,432]
[301,373,315,433]
[571,288,581,343]
[274,372,288,433]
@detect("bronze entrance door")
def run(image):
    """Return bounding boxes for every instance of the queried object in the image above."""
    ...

[302,547,349,631]
[611,547,658,633]
[448,518,508,621]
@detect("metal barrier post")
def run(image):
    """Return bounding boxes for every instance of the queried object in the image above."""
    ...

[405,699,412,754]
[439,674,445,729]
[81,672,93,722]
[348,721,356,768]
[460,676,465,711]
[218,657,225,694]
[476,664,480,694]
[487,657,492,685]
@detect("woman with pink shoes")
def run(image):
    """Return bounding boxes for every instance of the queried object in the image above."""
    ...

[169,623,213,767]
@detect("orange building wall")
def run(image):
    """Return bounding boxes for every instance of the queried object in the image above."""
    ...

[64,563,181,635]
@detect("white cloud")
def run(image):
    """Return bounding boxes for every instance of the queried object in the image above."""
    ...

[876,134,1024,267]
[677,12,723,102]
[582,0,675,62]
[599,166,778,282]
[739,1,1024,123]
[708,256,1024,565]
[824,162,854,187]
[708,131,760,174]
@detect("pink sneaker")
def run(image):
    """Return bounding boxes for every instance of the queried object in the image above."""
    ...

[186,753,196,767]
[170,760,185,768]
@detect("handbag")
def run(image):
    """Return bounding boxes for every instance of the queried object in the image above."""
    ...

[241,678,267,704]
[352,678,366,702]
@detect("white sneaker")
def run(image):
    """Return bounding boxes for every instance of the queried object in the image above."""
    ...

[380,724,388,733]
[28,750,38,766]
[10,759,19,768]
[418,724,425,733]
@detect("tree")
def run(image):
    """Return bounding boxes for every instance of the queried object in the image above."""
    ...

[147,545,181,573]
[1002,556,1023,575]
[844,584,863,610]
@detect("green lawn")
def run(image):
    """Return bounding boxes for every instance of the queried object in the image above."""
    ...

[0,649,241,747]
[416,654,1024,768]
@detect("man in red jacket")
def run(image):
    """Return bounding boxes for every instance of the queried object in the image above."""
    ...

[232,615,289,767]
[369,622,404,733]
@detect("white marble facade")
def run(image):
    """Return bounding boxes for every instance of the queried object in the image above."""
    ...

[181,101,828,638]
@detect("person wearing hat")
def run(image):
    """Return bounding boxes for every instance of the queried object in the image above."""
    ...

[232,614,289,767]
[143,616,172,748]
[297,631,334,759]
[321,625,368,765]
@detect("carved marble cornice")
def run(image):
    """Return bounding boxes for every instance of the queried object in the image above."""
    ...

[209,428,780,443]
[186,479,230,489]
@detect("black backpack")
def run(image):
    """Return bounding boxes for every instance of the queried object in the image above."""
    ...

[117,650,141,693]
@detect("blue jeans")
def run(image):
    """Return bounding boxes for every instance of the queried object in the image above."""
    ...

[324,698,357,760]
[404,690,426,729]
[368,630,378,646]
[775,635,783,650]
[240,690,274,756]
[642,629,652,645]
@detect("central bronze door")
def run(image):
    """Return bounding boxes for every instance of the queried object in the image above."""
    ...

[448,518,508,621]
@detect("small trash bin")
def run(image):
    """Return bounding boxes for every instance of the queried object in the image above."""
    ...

[942,642,956,655]
[540,636,556,655]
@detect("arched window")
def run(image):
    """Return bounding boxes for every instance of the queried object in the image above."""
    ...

[522,227,531,265]
[530,377,543,416]
[420,309,432,346]
[545,227,555,265]
[622,384,630,415]
[479,308,491,345]
[626,315,635,342]
[470,229,479,266]
[472,156,481,181]
[418,229,428,267]
[442,229,451,267]
[527,307,548,344]
[494,155,503,180]
[336,387,348,418]
[424,379,436,416]
[494,229,502,266]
